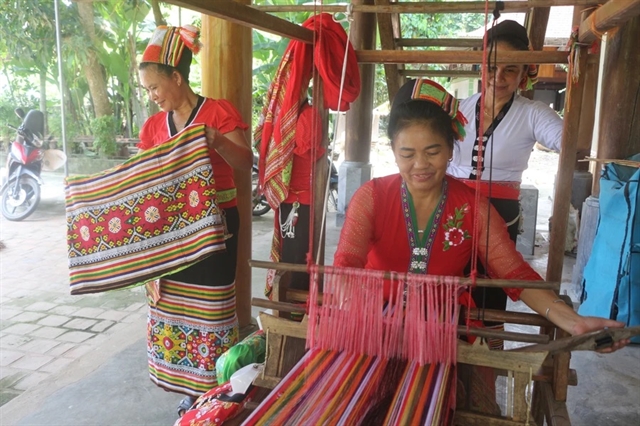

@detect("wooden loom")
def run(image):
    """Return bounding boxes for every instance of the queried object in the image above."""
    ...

[247,261,575,426]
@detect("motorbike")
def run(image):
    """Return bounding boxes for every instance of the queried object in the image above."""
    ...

[251,154,338,217]
[1,109,48,221]
[252,157,271,216]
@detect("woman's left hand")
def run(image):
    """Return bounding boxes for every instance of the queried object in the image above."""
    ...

[205,126,223,150]
[571,316,630,353]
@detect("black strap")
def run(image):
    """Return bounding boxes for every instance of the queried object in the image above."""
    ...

[168,95,205,137]
[468,94,515,179]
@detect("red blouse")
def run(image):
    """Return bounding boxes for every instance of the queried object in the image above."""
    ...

[334,174,542,300]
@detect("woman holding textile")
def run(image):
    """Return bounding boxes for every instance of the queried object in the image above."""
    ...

[333,78,627,412]
[137,25,253,415]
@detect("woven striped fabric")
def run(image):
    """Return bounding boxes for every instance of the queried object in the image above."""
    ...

[148,279,239,396]
[65,124,226,295]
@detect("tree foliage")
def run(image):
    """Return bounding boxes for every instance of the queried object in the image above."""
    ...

[0,0,487,156]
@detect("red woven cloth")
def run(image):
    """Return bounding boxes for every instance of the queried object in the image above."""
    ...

[255,13,360,209]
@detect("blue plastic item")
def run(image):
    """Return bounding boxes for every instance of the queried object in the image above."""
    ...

[579,154,640,343]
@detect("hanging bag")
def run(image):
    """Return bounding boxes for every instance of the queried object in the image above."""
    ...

[579,154,640,342]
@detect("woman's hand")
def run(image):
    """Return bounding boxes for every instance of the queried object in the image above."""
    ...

[204,126,223,150]
[571,316,630,353]
[204,126,253,172]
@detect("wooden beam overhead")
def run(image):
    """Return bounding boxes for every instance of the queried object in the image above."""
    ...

[578,0,640,43]
[356,50,569,64]
[400,69,481,78]
[254,1,599,14]
[164,0,314,43]
[396,38,483,48]
[375,0,402,101]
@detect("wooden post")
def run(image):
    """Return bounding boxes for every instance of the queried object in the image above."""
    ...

[312,77,330,267]
[520,7,550,100]
[345,0,376,163]
[201,1,254,329]
[595,16,640,162]
[545,46,588,283]
[575,56,599,171]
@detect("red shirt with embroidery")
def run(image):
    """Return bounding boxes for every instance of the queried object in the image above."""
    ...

[138,98,249,208]
[334,174,541,300]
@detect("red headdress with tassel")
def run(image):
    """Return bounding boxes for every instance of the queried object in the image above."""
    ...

[141,25,202,68]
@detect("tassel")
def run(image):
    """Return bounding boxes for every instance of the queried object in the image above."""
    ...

[280,201,300,239]
[179,25,202,54]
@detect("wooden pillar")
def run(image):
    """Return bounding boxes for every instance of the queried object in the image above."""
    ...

[201,1,253,329]
[596,16,640,163]
[575,56,599,171]
[345,0,376,163]
[574,7,599,172]
[520,7,550,100]
[546,45,588,283]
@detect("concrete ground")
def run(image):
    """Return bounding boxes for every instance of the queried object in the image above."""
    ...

[1,162,639,425]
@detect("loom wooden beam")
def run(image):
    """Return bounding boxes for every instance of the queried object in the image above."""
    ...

[401,69,482,78]
[253,296,556,329]
[457,342,548,372]
[249,260,561,291]
[396,38,483,48]
[455,411,536,425]
[375,0,402,101]
[355,50,568,64]
[164,0,314,43]
[254,1,599,14]
[578,0,640,43]
[520,7,551,101]
[274,290,555,328]
[538,382,573,426]
[546,46,588,284]
[252,296,550,344]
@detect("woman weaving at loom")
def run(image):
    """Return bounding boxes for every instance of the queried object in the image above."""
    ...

[137,25,253,416]
[331,78,627,414]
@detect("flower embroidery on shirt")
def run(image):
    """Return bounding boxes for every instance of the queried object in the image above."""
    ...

[443,203,471,251]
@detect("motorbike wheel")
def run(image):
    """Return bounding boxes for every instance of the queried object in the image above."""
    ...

[327,188,338,212]
[252,190,271,216]
[1,176,41,221]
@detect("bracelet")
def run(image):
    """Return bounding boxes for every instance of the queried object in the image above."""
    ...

[545,298,566,320]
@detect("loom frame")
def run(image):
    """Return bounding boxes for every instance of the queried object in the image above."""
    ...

[246,267,575,426]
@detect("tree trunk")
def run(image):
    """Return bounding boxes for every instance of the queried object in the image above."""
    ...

[77,0,112,118]
[151,0,166,26]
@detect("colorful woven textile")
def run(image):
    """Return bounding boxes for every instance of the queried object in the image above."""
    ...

[148,279,239,396]
[65,124,226,295]
[243,349,455,425]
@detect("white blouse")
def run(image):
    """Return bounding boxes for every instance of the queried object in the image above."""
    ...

[448,93,563,183]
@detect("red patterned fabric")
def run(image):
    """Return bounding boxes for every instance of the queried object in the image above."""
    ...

[174,382,256,426]
[334,174,541,300]
[255,13,359,209]
[66,125,226,295]
[138,98,248,208]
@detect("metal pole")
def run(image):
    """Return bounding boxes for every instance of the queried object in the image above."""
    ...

[54,0,68,176]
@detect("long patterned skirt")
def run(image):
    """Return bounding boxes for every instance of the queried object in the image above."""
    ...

[147,279,239,396]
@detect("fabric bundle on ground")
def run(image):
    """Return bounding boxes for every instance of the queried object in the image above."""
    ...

[65,124,226,295]
[243,266,460,425]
